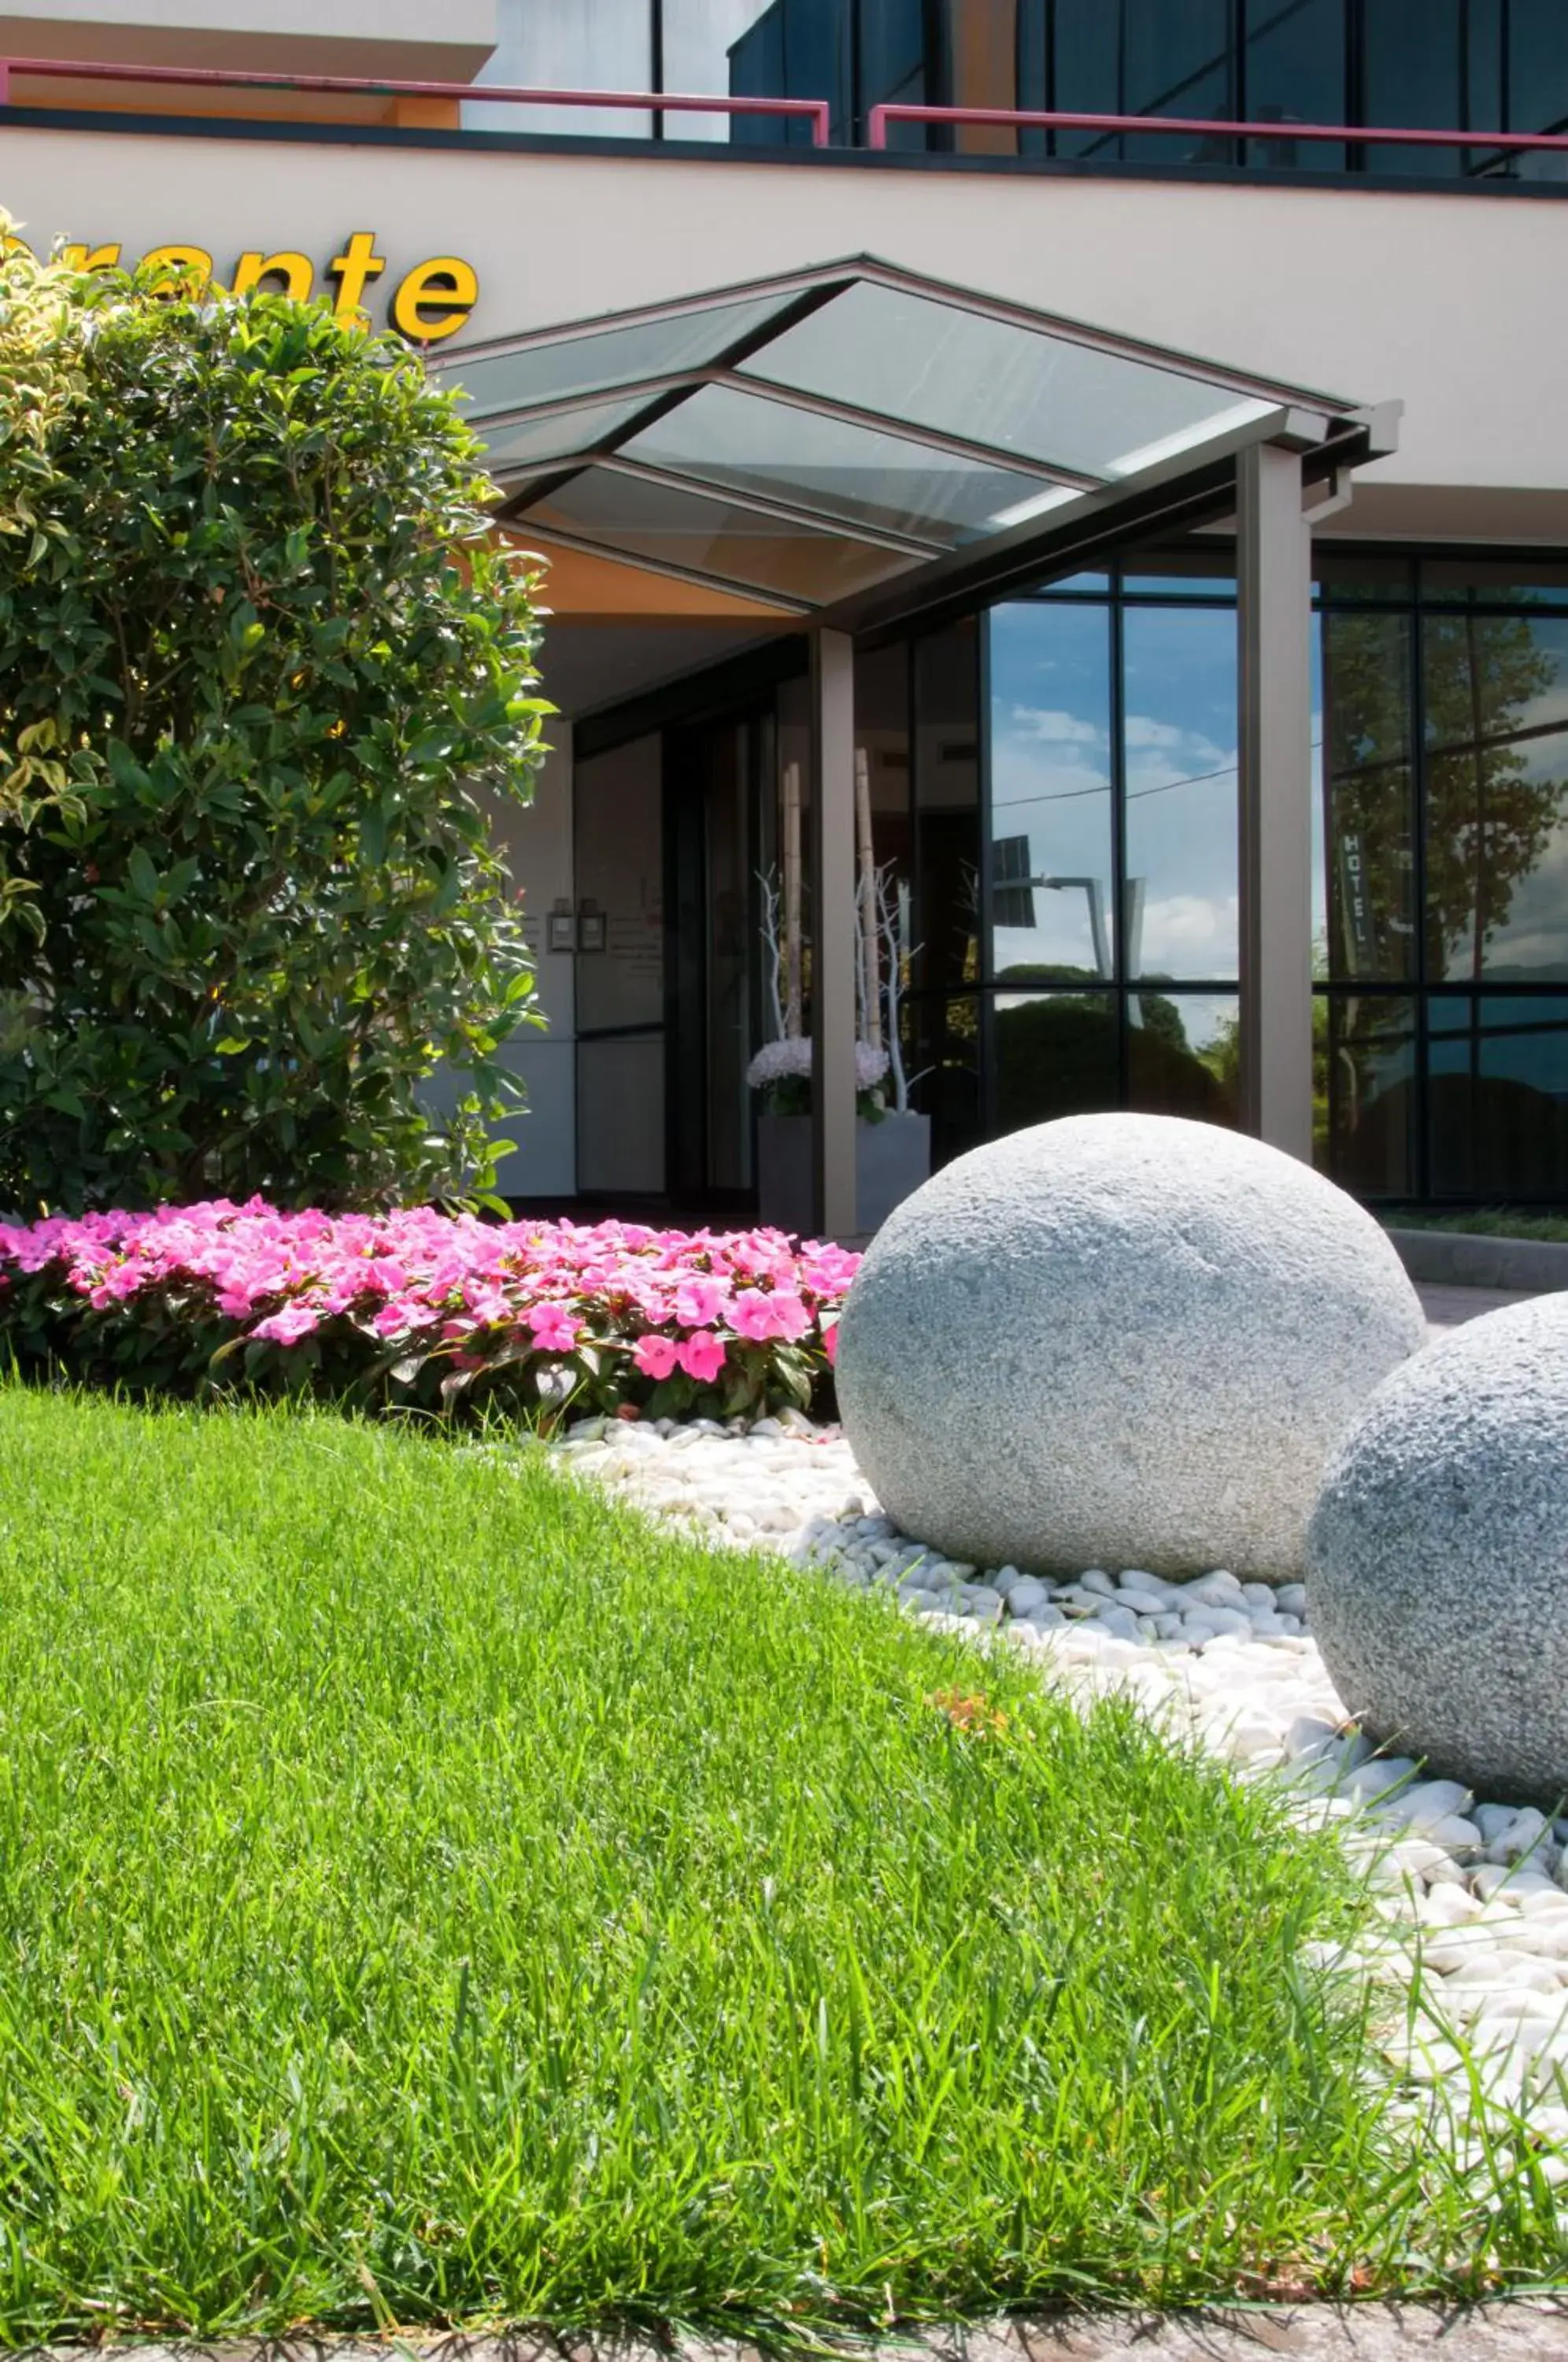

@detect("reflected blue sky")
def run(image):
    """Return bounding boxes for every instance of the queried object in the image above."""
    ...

[989,602,1113,976]
[991,594,1334,987]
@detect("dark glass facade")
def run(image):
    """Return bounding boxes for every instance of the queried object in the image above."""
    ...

[491,0,1568,174]
[578,549,1568,1213]
[969,554,1568,1205]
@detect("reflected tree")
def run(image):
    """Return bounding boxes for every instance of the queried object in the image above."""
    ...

[1423,609,1566,979]
[1326,604,1566,982]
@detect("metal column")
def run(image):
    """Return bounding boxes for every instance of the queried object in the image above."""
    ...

[1237,439,1315,1161]
[811,628,859,1238]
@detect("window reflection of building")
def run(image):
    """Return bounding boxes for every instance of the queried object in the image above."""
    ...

[986,561,1242,1140]
[984,555,1568,1206]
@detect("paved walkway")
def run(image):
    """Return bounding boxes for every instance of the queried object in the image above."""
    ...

[1418,1280,1544,1335]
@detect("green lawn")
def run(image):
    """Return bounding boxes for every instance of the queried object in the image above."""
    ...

[0,1386,1554,2342]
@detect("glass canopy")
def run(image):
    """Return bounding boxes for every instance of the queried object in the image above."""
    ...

[430,260,1358,615]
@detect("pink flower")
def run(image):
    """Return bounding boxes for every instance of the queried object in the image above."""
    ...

[730,1290,779,1343]
[673,1277,728,1329]
[677,1331,727,1385]
[527,1302,579,1353]
[633,1334,679,1380]
[253,1303,320,1346]
[823,1320,839,1365]
[0,1197,860,1411]
[764,1290,811,1343]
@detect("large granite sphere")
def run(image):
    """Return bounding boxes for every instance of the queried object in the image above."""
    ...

[833,1112,1426,1585]
[1307,1293,1568,1799]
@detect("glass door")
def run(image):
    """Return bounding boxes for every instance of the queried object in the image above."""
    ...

[574,734,666,1198]
[665,713,762,1208]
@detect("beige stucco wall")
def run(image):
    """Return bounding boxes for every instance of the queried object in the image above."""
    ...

[0,122,1561,500]
[0,2,496,74]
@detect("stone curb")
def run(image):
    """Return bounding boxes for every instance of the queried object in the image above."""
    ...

[1386,1227,1568,1293]
[38,2311,1568,2362]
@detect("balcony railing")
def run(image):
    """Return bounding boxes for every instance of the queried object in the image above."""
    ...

[0,54,832,144]
[1,58,1564,178]
[866,100,1568,169]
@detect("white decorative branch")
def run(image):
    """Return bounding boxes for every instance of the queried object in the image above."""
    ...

[876,863,923,1114]
[756,865,786,1045]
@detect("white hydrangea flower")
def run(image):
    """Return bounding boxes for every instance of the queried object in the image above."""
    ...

[746,1036,813,1090]
[746,1037,890,1093]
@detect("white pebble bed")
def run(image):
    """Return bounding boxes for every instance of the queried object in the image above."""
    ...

[550,1411,1568,2150]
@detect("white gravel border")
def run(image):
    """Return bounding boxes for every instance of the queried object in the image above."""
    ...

[549,1410,1568,2162]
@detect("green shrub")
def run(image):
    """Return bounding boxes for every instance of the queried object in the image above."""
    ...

[996,992,1233,1131]
[0,229,549,1214]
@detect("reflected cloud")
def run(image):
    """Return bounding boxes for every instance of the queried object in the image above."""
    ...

[1137,894,1241,974]
[1009,704,1104,746]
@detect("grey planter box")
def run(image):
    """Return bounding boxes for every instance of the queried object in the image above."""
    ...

[756,1111,931,1238]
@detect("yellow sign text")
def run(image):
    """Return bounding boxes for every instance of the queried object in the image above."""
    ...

[56,230,479,342]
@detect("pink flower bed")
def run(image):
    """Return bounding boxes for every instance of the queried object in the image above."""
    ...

[0,1200,861,1424]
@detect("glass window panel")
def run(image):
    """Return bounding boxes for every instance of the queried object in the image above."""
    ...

[1422,610,1568,981]
[1052,0,1123,157]
[1242,0,1347,168]
[988,602,1115,983]
[1315,553,1414,602]
[860,0,930,150]
[1428,994,1568,1197]
[908,994,982,1164]
[464,0,654,138]
[1122,605,1240,980]
[439,292,801,420]
[855,642,912,887]
[1127,990,1239,1125]
[478,393,660,472]
[1122,0,1236,163]
[1318,994,1418,1196]
[1122,561,1237,597]
[1322,607,1416,979]
[994,990,1119,1131]
[727,0,852,146]
[739,282,1275,478]
[523,465,917,601]
[1470,0,1504,138]
[619,383,1052,542]
[1422,560,1568,605]
[1361,0,1464,175]
[915,624,982,994]
[659,0,782,140]
[574,734,664,1035]
[1030,569,1112,596]
[1508,0,1568,180]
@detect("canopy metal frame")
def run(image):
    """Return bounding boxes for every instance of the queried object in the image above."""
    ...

[431,254,1374,627]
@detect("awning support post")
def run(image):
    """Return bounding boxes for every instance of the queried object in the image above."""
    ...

[811,628,859,1239]
[1237,439,1315,1161]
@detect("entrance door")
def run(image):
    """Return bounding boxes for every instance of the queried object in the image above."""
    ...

[574,733,666,1197]
[666,714,761,1210]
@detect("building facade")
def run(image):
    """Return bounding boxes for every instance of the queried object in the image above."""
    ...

[3,0,1567,1223]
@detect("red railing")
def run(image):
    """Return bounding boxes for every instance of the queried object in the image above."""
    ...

[867,100,1568,162]
[0,54,833,145]
[4,65,1562,171]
